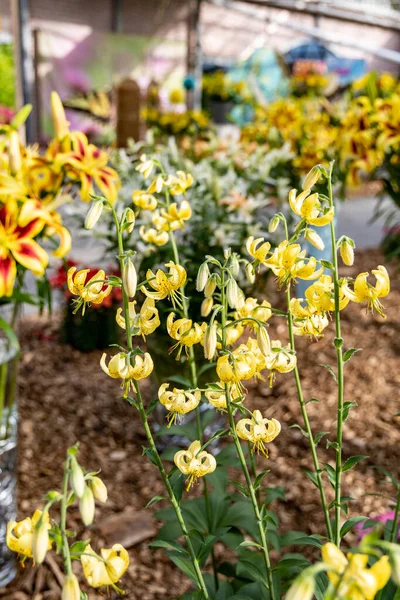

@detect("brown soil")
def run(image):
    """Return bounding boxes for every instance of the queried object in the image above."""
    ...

[1,248,399,600]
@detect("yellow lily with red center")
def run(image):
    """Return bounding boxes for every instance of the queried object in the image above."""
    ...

[7,510,52,560]
[167,312,206,358]
[165,171,193,195]
[67,267,112,311]
[205,381,242,410]
[0,199,49,296]
[19,198,71,259]
[263,240,324,288]
[322,542,391,600]
[306,274,349,312]
[265,340,297,386]
[342,265,390,317]
[216,345,257,383]
[139,226,169,246]
[158,383,201,425]
[55,132,120,203]
[116,298,160,338]
[81,543,129,590]
[174,440,216,491]
[288,188,335,226]
[141,261,186,307]
[236,409,281,456]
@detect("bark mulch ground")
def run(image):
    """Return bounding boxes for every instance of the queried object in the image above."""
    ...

[1,248,399,599]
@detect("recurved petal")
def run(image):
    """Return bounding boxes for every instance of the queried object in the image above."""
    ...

[11,238,48,276]
[0,252,17,297]
[373,265,390,298]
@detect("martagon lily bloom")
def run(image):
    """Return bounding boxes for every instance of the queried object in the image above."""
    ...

[0,199,49,296]
[139,226,169,247]
[234,297,272,329]
[322,542,391,600]
[81,543,129,590]
[246,236,271,264]
[141,261,187,307]
[263,241,324,288]
[290,298,329,338]
[7,510,52,560]
[288,188,335,226]
[167,312,206,358]
[174,440,216,491]
[132,190,157,211]
[67,267,112,313]
[216,345,257,383]
[100,352,153,393]
[205,381,243,410]
[164,171,193,195]
[158,383,201,425]
[342,265,390,317]
[265,341,297,386]
[236,409,281,456]
[116,298,160,338]
[306,274,349,312]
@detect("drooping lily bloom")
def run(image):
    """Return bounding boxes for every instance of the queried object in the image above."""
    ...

[0,199,48,296]
[141,261,187,307]
[205,381,243,410]
[164,171,193,195]
[135,154,155,179]
[132,190,157,211]
[216,321,244,349]
[81,543,129,589]
[174,440,216,491]
[288,188,335,226]
[167,312,206,358]
[116,298,160,338]
[67,267,112,311]
[290,297,330,338]
[7,509,52,560]
[246,236,271,264]
[100,352,153,383]
[158,200,192,230]
[245,338,268,377]
[55,132,120,203]
[139,226,169,246]
[263,241,324,288]
[306,274,349,312]
[265,340,297,386]
[236,409,281,456]
[342,265,390,317]
[158,383,201,425]
[216,345,257,383]
[321,542,391,600]
[234,297,272,329]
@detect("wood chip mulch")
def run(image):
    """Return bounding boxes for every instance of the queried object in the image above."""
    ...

[1,248,399,599]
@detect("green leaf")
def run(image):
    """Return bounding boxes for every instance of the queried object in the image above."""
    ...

[237,541,263,551]
[10,104,32,129]
[334,337,343,349]
[149,539,186,553]
[320,259,334,269]
[320,363,337,382]
[322,463,336,487]
[167,552,199,583]
[230,480,250,498]
[145,397,159,416]
[253,470,270,491]
[125,396,139,410]
[341,455,368,472]
[279,531,323,549]
[70,539,91,557]
[303,469,319,488]
[146,495,167,508]
[166,375,192,388]
[305,397,320,405]
[343,348,361,362]
[0,315,20,355]
[197,362,216,378]
[289,424,308,438]
[314,431,329,446]
[326,439,340,452]
[342,401,358,422]
[142,446,158,466]
[340,516,368,538]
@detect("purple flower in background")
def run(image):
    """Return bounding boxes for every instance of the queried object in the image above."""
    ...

[0,105,15,125]
[63,68,91,94]
[355,510,400,540]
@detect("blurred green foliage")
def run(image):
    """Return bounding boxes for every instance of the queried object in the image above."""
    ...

[0,44,16,107]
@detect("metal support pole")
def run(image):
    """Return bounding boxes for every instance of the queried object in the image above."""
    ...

[11,0,34,142]
[186,0,203,111]
[111,0,123,33]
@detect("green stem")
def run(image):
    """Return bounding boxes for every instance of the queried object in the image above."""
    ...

[221,274,275,600]
[286,286,333,541]
[248,442,261,505]
[60,460,72,576]
[135,381,209,599]
[328,166,345,547]
[390,487,400,543]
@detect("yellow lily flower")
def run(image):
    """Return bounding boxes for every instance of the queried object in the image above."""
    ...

[290,297,329,337]
[139,226,169,246]
[205,381,243,410]
[158,383,201,425]
[159,200,192,230]
[141,261,187,307]
[264,241,324,288]
[216,345,257,383]
[288,188,335,226]
[216,321,244,349]
[342,265,390,317]
[116,298,160,338]
[7,509,52,560]
[265,340,297,386]
[306,274,349,312]
[246,337,268,375]
[51,91,70,139]
[19,198,71,259]
[81,543,129,589]
[236,409,281,456]
[132,190,157,211]
[100,351,153,385]
[246,236,271,264]
[322,542,391,600]
[135,154,155,179]
[234,297,272,329]
[165,171,193,195]
[167,312,206,358]
[151,210,181,232]
[67,267,112,312]
[174,440,216,491]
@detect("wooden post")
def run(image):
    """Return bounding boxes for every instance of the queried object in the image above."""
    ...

[115,79,142,147]
[33,28,42,142]
[186,0,203,111]
[146,79,160,109]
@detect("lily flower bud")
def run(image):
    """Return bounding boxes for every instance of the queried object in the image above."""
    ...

[196,262,210,292]
[201,297,214,317]
[51,91,69,139]
[245,262,255,284]
[268,215,280,233]
[89,476,108,503]
[257,327,271,356]
[236,287,245,310]
[123,258,137,298]
[125,208,135,233]
[286,575,315,600]
[305,228,325,251]
[226,278,239,309]
[70,460,85,499]
[32,517,49,564]
[62,574,80,600]
[79,485,95,526]
[85,200,103,230]
[340,238,355,266]
[204,324,217,360]
[390,550,400,584]
[230,255,240,278]
[204,276,217,297]
[8,131,22,175]
[302,166,321,191]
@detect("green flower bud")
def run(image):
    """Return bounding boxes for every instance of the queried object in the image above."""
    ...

[286,574,315,600]
[305,228,325,251]
[125,208,135,233]
[268,215,280,233]
[226,278,239,309]
[257,327,271,356]
[70,460,85,499]
[340,238,355,266]
[85,200,104,230]
[79,484,95,526]
[245,262,255,284]
[196,262,210,292]
[89,476,108,503]
[32,518,49,564]
[123,258,137,298]
[201,297,214,317]
[62,574,80,600]
[204,276,217,297]
[302,166,321,191]
[204,324,217,360]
